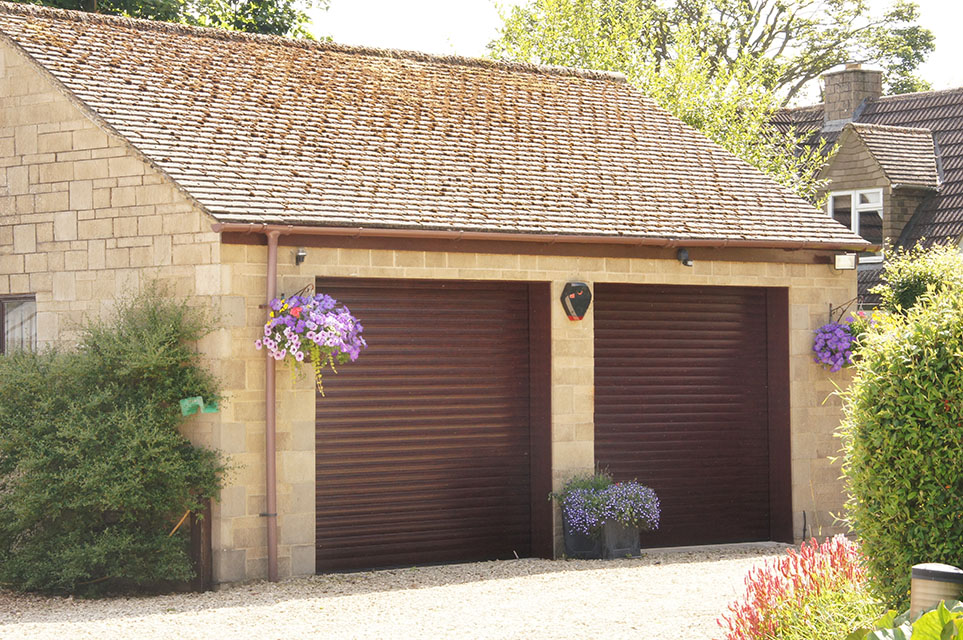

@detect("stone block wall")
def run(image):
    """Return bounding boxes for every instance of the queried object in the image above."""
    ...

[0,39,240,577]
[823,66,883,123]
[221,243,858,577]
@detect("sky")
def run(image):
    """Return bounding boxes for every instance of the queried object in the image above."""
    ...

[308,0,963,95]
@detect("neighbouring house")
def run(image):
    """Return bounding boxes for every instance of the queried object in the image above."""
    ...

[0,2,867,583]
[777,64,963,306]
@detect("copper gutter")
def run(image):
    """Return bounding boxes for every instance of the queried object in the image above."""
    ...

[264,230,280,582]
[211,222,873,252]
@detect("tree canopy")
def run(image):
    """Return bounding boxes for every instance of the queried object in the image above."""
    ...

[492,0,935,102]
[19,0,326,37]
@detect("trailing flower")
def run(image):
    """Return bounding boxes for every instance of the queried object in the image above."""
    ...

[552,471,660,536]
[600,482,660,532]
[255,292,366,394]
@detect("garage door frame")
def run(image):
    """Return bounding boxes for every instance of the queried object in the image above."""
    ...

[593,283,792,545]
[765,287,791,543]
[314,277,553,569]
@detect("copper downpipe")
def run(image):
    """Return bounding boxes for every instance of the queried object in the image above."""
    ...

[264,229,280,582]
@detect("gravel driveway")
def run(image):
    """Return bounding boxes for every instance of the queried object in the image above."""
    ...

[0,542,784,639]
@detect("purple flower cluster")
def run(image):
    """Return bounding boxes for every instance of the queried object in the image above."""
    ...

[560,481,661,535]
[255,292,366,390]
[560,488,606,536]
[599,482,660,532]
[812,321,855,372]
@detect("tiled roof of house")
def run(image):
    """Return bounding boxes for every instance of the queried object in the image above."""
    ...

[848,123,940,190]
[857,265,884,309]
[0,3,866,247]
[781,87,963,247]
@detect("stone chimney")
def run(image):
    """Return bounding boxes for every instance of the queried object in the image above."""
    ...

[822,64,883,124]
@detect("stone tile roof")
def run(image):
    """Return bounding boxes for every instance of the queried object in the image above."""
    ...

[849,123,939,190]
[781,88,963,247]
[0,3,866,248]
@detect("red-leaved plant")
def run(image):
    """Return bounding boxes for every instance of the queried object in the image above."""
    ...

[718,535,868,640]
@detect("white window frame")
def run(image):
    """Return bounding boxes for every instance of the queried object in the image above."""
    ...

[0,295,37,355]
[827,188,884,263]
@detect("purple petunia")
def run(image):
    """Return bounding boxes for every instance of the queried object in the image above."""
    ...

[255,291,367,391]
[813,321,857,372]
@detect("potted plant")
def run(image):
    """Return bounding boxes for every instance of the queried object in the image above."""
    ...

[812,311,876,372]
[551,471,660,559]
[255,290,366,394]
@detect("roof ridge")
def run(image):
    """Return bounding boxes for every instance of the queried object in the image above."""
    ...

[0,0,627,83]
[875,86,963,102]
[781,103,824,114]
[849,122,934,135]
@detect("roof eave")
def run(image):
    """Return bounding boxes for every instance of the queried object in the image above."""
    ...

[210,222,873,252]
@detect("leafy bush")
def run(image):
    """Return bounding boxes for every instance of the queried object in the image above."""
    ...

[719,535,881,640]
[850,600,963,640]
[0,288,224,594]
[839,286,963,608]
[551,471,660,535]
[872,243,963,314]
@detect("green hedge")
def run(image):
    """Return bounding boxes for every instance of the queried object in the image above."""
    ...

[840,286,963,608]
[0,289,224,594]
[873,244,963,313]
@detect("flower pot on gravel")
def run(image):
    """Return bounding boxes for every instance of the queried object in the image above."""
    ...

[562,515,603,559]
[601,520,641,559]
[552,471,659,560]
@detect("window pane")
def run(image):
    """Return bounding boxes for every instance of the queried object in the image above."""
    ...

[832,194,852,229]
[859,210,883,245]
[858,191,881,205]
[3,299,37,353]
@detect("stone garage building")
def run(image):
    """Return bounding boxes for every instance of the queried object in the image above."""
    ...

[0,3,867,583]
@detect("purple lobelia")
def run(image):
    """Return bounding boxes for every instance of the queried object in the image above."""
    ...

[554,472,660,536]
[599,482,660,532]
[255,292,366,395]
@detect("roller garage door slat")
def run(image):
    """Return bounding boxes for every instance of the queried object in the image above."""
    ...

[594,284,771,547]
[315,279,534,572]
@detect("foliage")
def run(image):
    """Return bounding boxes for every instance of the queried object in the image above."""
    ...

[719,535,880,640]
[492,0,934,102]
[872,243,963,314]
[17,0,326,37]
[255,291,366,395]
[551,471,660,535]
[839,284,963,608]
[0,288,225,594]
[849,600,963,640]
[490,5,833,202]
[848,310,877,347]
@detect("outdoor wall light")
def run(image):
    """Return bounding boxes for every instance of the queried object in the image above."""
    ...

[295,247,308,266]
[677,248,694,267]
[834,253,857,270]
[561,282,592,321]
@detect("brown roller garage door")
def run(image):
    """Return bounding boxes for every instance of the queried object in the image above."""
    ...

[594,284,790,547]
[315,278,551,572]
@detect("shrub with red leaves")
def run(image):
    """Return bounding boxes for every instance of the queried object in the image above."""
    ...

[718,535,878,640]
